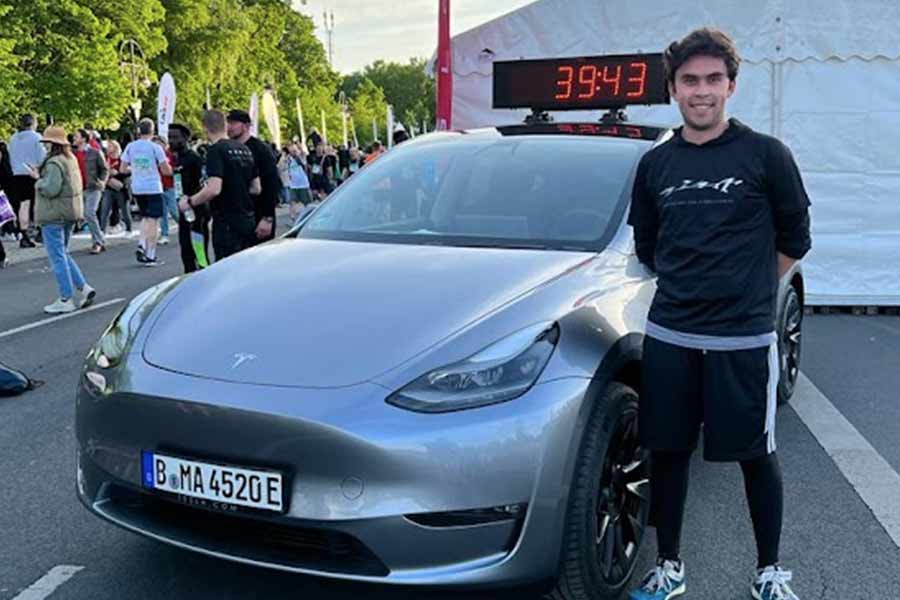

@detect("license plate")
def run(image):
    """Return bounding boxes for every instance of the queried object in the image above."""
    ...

[141,451,284,513]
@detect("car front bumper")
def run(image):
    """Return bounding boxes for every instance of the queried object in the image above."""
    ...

[75,360,592,586]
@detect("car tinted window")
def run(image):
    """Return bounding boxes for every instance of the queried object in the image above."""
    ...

[299,136,642,251]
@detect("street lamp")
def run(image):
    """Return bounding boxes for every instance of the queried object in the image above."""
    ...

[322,10,335,67]
[118,39,149,128]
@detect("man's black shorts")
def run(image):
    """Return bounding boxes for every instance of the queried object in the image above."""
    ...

[135,194,164,219]
[8,175,36,211]
[639,335,779,462]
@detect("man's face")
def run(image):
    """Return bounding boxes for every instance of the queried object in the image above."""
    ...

[349,148,360,161]
[169,130,185,151]
[670,55,735,132]
[226,120,248,140]
[315,143,325,155]
[73,131,86,146]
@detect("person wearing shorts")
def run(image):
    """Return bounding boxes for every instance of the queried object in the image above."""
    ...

[8,114,46,247]
[121,119,172,267]
[285,142,312,222]
[627,29,811,600]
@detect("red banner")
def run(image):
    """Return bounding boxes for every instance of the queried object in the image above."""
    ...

[436,0,452,130]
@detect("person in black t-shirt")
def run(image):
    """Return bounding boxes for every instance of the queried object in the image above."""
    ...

[178,111,259,262]
[168,123,209,273]
[341,146,364,180]
[225,109,281,244]
[308,141,337,200]
[626,29,809,600]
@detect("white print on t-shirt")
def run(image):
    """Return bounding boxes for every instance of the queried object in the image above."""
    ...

[659,177,744,199]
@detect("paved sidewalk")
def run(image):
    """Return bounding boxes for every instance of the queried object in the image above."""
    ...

[1,225,147,267]
[1,206,295,268]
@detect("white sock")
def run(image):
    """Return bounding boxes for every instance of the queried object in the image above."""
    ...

[146,246,156,260]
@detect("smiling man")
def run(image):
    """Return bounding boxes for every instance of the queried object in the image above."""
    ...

[627,29,811,600]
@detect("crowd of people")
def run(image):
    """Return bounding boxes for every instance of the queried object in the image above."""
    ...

[0,110,406,314]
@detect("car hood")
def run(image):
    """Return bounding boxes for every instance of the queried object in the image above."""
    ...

[142,238,593,388]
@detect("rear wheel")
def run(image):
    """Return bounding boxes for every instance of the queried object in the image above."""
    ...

[777,286,803,405]
[547,382,650,600]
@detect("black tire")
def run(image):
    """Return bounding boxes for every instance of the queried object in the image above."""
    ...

[547,382,650,600]
[777,286,803,405]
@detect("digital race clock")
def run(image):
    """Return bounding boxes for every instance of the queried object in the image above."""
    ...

[492,53,669,111]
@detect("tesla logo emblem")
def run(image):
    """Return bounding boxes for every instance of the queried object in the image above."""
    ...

[231,353,257,369]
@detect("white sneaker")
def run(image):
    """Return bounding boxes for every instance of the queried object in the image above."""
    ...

[44,298,76,314]
[629,559,686,599]
[74,283,96,309]
[158,236,169,245]
[752,566,799,600]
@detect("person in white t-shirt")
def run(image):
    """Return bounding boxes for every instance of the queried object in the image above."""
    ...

[120,119,172,267]
[285,142,312,221]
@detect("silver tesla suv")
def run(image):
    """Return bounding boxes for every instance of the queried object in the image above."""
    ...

[76,120,804,599]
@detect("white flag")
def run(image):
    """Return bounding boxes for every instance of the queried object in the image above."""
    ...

[157,73,176,140]
[249,93,259,137]
[262,90,280,148]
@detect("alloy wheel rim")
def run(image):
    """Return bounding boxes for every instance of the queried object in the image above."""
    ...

[595,407,650,584]
[782,295,803,395]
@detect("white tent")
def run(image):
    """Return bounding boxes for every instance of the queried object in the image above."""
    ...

[441,0,900,306]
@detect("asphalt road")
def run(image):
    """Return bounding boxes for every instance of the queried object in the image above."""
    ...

[1,231,898,599]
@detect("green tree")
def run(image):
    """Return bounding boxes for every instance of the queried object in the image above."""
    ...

[0,0,338,143]
[342,58,435,134]
[0,0,165,130]
[349,78,388,147]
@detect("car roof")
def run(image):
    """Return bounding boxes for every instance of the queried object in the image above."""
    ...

[404,122,670,148]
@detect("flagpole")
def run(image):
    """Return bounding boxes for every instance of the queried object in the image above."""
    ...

[349,116,358,148]
[295,97,306,147]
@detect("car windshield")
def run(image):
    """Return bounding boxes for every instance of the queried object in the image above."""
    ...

[296,136,643,251]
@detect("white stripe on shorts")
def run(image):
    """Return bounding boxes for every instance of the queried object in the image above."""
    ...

[765,341,780,454]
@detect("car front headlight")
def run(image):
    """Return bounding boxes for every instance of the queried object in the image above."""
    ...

[90,277,182,369]
[387,321,558,413]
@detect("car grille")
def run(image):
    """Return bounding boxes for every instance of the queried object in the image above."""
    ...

[101,485,389,577]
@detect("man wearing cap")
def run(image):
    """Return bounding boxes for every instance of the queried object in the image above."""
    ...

[226,109,280,244]
[178,110,260,261]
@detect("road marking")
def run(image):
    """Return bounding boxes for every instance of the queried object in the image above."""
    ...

[793,373,900,548]
[0,298,125,340]
[12,565,84,600]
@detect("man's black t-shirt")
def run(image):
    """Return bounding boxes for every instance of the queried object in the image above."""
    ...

[205,139,257,222]
[628,119,811,337]
[308,153,337,191]
[244,136,280,222]
[174,148,207,219]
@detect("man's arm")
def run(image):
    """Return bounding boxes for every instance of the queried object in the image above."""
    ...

[767,139,812,278]
[249,177,261,196]
[254,143,279,218]
[33,135,46,165]
[777,252,797,279]
[627,157,659,272]
[180,177,222,210]
[158,156,173,177]
[95,150,109,185]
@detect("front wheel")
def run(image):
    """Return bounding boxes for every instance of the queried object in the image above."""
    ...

[547,382,650,600]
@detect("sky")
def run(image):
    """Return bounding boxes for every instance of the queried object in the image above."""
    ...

[290,0,537,74]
